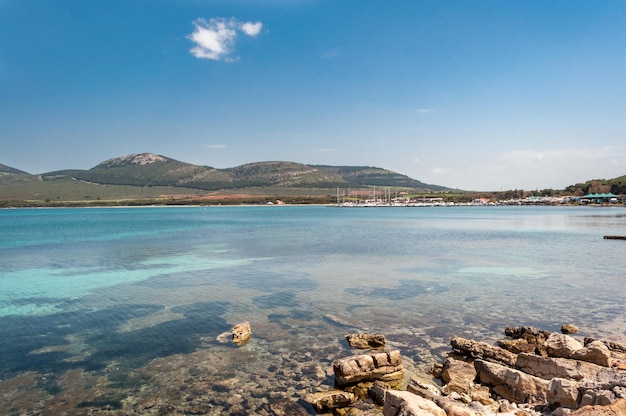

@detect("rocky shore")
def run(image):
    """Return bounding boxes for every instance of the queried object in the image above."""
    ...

[301,326,626,415]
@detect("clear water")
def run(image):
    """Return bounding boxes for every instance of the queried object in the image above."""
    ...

[1,205,625,414]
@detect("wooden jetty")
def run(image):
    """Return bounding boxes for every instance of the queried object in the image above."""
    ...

[604,235,626,240]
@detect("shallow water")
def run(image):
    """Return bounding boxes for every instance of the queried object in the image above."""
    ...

[1,205,625,414]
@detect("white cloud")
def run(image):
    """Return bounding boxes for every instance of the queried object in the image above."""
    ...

[416,108,433,114]
[240,21,263,37]
[208,144,227,149]
[188,17,263,61]
[316,148,340,153]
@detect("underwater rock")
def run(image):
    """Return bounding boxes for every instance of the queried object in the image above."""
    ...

[231,322,251,345]
[303,390,356,412]
[333,350,404,386]
[345,333,386,349]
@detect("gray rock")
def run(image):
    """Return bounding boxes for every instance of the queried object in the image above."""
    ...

[383,390,446,416]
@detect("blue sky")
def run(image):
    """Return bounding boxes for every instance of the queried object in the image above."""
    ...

[1,0,625,191]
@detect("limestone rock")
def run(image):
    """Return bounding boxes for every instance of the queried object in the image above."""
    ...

[578,367,626,406]
[547,378,579,409]
[474,359,549,403]
[383,390,446,416]
[407,381,481,416]
[505,326,551,345]
[544,333,583,358]
[450,337,517,367]
[561,324,580,334]
[333,350,404,386]
[231,322,251,345]
[569,397,626,415]
[303,390,356,412]
[441,356,477,395]
[515,352,604,381]
[570,340,612,367]
[345,333,386,349]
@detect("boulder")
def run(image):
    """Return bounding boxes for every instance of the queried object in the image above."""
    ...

[505,326,551,345]
[474,359,550,403]
[516,352,604,381]
[450,337,517,367]
[383,390,446,416]
[441,356,477,395]
[333,350,404,386]
[345,333,386,349]
[231,322,251,345]
[561,324,580,335]
[303,390,356,412]
[544,333,583,358]
[547,378,579,409]
[570,340,612,367]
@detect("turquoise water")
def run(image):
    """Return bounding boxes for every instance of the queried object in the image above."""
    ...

[1,205,625,414]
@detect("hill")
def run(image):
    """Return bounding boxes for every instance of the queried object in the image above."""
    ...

[39,153,445,191]
[0,153,449,204]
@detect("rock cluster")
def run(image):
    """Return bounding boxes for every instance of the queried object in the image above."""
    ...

[303,327,626,416]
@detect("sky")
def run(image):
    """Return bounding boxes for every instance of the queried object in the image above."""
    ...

[1,0,625,191]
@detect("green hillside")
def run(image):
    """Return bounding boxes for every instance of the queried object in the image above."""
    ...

[0,153,449,204]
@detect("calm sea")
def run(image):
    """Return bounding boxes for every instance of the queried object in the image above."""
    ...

[1,205,625,414]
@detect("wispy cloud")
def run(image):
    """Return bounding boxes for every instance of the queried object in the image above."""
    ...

[415,108,433,114]
[322,47,343,59]
[208,144,227,149]
[188,18,263,61]
[316,148,340,153]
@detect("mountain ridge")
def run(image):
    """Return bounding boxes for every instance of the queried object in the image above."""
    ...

[1,152,449,193]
